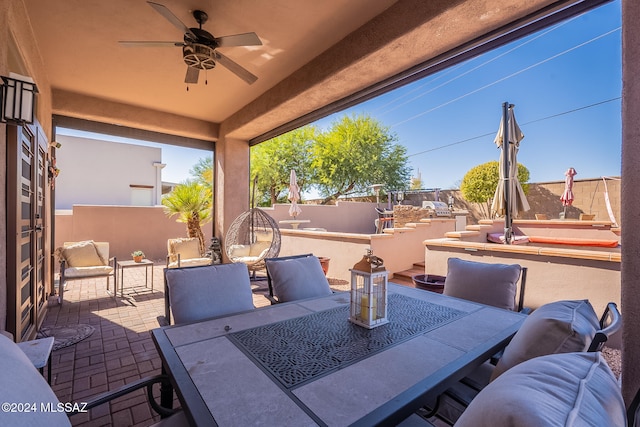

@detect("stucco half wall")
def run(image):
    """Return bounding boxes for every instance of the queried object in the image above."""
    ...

[424,242,620,319]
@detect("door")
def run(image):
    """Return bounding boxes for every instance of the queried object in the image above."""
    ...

[6,121,49,342]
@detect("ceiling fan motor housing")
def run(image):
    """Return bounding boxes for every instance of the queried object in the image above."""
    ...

[183,44,216,70]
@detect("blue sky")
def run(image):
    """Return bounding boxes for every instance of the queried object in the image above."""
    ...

[59,1,620,190]
[313,0,621,190]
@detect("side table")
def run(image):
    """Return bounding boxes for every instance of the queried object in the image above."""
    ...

[17,337,55,384]
[116,259,154,297]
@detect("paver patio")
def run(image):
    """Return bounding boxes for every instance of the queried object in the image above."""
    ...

[43,262,272,426]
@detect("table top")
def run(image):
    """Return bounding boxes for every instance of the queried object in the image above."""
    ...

[117,259,154,267]
[152,284,525,426]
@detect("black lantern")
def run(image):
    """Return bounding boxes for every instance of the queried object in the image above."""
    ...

[1,74,38,124]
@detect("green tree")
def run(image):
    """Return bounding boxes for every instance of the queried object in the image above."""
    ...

[190,156,214,190]
[312,114,411,204]
[250,127,317,206]
[460,160,530,219]
[161,180,212,254]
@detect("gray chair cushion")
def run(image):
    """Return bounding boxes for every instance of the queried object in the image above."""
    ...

[443,258,521,311]
[456,352,626,427]
[166,263,254,324]
[0,334,71,426]
[491,299,599,381]
[266,256,332,302]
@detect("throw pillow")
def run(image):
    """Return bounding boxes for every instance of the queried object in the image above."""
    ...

[490,299,599,381]
[62,241,103,268]
[172,238,201,260]
[456,352,625,427]
[266,256,332,302]
[443,258,521,311]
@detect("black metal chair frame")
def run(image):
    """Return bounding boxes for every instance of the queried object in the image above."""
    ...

[68,374,176,418]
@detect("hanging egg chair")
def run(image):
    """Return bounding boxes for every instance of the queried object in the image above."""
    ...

[225,176,281,275]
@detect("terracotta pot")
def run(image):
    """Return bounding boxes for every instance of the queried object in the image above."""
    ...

[318,257,330,276]
[133,256,143,263]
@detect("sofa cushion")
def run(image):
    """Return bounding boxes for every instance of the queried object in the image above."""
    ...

[64,265,114,278]
[456,352,626,427]
[167,258,211,269]
[228,244,251,258]
[166,263,254,324]
[249,241,271,257]
[443,258,521,311]
[491,299,599,381]
[62,240,104,267]
[266,256,332,302]
[0,334,71,426]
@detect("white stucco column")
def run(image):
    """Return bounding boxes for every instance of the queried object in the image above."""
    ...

[153,162,166,205]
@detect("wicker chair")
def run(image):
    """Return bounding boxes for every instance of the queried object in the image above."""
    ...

[225,208,281,276]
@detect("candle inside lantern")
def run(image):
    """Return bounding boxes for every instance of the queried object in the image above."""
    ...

[360,293,377,320]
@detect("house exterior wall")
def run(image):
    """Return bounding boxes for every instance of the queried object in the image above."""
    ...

[0,0,54,331]
[55,135,162,209]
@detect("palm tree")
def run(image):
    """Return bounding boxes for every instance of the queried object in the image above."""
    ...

[161,180,213,254]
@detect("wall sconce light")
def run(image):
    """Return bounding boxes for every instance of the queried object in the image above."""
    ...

[1,73,38,124]
[49,141,62,149]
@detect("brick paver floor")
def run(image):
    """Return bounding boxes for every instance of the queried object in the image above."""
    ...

[44,262,271,427]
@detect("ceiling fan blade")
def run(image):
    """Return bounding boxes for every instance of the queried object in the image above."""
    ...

[119,41,184,47]
[214,51,258,84]
[185,67,200,84]
[214,32,262,48]
[147,1,197,40]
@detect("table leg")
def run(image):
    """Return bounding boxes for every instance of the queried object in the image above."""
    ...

[160,365,174,411]
[151,264,154,292]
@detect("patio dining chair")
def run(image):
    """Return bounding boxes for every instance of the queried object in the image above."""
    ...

[422,299,621,425]
[264,254,332,304]
[158,263,254,326]
[442,257,528,312]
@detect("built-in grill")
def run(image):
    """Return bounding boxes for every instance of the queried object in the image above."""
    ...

[422,201,452,217]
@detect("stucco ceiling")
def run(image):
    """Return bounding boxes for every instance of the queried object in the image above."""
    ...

[22,0,571,143]
[23,0,397,124]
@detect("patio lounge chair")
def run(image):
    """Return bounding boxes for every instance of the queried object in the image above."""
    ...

[264,254,332,304]
[56,241,116,304]
[158,263,254,326]
[166,237,212,269]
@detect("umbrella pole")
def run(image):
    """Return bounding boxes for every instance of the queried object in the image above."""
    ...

[502,102,512,244]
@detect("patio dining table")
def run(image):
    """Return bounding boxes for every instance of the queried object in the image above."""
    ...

[151,284,526,426]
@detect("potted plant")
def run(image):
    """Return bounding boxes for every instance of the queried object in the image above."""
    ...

[132,250,145,263]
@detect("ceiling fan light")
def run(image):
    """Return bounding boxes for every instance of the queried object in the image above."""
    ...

[183,44,216,70]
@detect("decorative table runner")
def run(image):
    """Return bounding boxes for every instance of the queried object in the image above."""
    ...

[230,293,465,388]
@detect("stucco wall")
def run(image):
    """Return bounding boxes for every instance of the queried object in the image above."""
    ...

[401,177,621,225]
[54,205,213,262]
[263,201,380,234]
[424,245,620,322]
[55,135,163,209]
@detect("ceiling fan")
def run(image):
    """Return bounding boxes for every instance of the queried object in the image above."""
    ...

[119,1,262,85]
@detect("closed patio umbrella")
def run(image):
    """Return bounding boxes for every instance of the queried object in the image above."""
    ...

[491,103,530,244]
[288,169,302,218]
[560,167,577,218]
